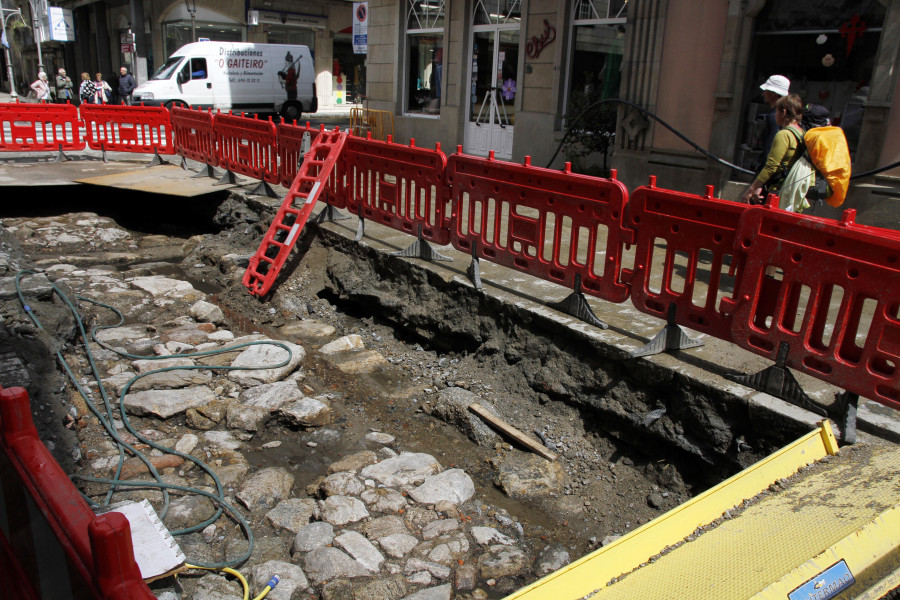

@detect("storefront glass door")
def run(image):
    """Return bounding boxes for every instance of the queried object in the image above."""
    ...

[464,7,520,159]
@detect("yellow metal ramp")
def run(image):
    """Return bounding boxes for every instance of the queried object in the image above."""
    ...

[507,422,900,600]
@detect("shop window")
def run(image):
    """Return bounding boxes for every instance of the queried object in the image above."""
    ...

[562,1,626,174]
[162,22,243,57]
[405,0,445,115]
[744,1,886,162]
[473,0,522,25]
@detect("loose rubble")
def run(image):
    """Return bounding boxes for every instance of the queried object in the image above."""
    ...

[0,211,695,599]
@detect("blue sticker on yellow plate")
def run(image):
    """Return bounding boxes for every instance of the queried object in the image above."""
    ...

[788,560,855,600]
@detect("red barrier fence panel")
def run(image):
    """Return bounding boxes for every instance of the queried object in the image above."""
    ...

[80,104,174,155]
[721,208,900,409]
[446,152,632,303]
[170,106,218,167]
[0,386,155,599]
[621,182,751,341]
[276,121,326,189]
[0,102,85,152]
[214,112,279,184]
[344,134,449,243]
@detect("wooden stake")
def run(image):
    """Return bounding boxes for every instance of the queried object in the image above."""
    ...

[468,403,558,461]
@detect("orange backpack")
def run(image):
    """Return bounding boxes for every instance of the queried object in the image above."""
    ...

[786,126,852,207]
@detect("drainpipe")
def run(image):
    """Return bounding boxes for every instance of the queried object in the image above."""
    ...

[129,0,147,83]
[1,6,23,96]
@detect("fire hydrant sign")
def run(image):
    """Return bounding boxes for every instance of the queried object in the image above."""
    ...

[353,2,367,54]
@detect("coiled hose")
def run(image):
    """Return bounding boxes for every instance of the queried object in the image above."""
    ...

[15,270,289,597]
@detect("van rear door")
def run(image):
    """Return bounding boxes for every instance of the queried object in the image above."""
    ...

[177,57,215,109]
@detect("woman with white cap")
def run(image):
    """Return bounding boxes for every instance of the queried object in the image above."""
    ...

[29,72,51,103]
[758,74,791,160]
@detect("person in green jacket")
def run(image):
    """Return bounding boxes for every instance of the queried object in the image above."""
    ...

[55,68,74,103]
[741,93,805,204]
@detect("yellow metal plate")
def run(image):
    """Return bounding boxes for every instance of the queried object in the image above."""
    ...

[505,422,841,600]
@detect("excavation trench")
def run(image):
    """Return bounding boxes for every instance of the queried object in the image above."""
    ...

[0,186,816,598]
[187,193,813,539]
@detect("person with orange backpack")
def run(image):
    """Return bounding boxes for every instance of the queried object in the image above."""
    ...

[779,103,852,212]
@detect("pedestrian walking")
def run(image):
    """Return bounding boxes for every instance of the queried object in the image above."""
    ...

[29,72,51,102]
[117,66,136,105]
[757,74,791,163]
[79,72,95,104]
[55,68,74,103]
[94,72,112,104]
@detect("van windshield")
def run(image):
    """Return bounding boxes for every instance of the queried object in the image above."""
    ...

[151,56,185,80]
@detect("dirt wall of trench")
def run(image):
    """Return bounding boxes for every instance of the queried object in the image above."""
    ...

[206,190,812,485]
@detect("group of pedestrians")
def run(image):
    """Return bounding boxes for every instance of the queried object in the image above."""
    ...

[29,66,135,105]
[740,74,824,211]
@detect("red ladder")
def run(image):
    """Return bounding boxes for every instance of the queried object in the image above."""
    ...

[243,128,347,296]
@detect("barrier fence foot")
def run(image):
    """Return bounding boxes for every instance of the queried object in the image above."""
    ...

[630,303,702,357]
[179,156,189,171]
[214,169,241,186]
[250,179,279,198]
[728,342,828,417]
[191,164,221,179]
[52,143,70,163]
[354,206,366,242]
[467,244,483,290]
[834,391,859,444]
[548,274,608,330]
[392,225,453,262]
[145,149,170,168]
[313,198,351,224]
[101,142,108,164]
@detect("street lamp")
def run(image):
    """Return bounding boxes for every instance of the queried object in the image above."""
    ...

[1,6,25,96]
[26,0,45,75]
[183,0,196,42]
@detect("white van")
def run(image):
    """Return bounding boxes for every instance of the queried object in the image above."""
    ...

[133,41,317,120]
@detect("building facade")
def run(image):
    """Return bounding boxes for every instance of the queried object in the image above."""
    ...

[365,0,899,229]
[0,0,364,110]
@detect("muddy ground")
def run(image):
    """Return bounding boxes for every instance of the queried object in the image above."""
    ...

[0,188,816,597]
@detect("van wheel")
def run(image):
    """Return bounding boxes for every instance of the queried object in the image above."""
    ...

[165,100,187,111]
[281,101,302,122]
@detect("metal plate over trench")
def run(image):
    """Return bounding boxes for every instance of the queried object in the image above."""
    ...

[505,423,900,600]
[75,165,237,197]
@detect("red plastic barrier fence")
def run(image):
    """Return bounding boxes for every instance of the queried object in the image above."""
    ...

[0,102,85,152]
[81,104,174,155]
[170,106,218,167]
[621,180,757,341]
[344,134,449,243]
[276,121,325,189]
[214,112,279,184]
[721,208,900,410]
[0,386,155,599]
[446,151,632,303]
